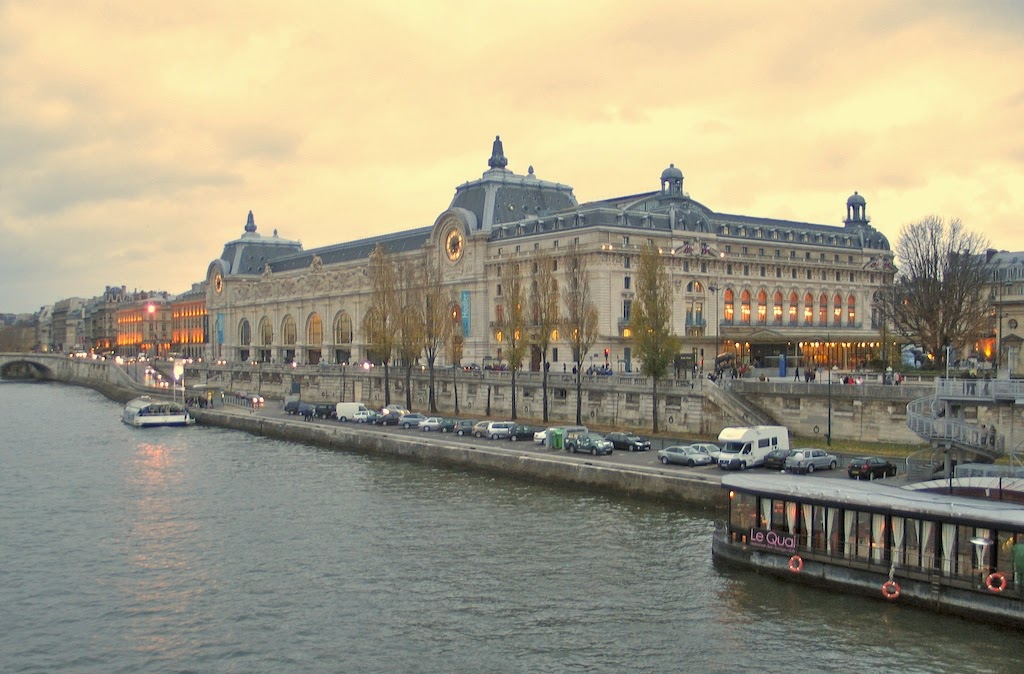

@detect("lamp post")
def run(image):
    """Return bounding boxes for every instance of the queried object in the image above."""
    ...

[827,364,837,447]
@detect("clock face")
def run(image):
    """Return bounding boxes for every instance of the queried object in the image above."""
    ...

[445,228,464,262]
[214,272,224,293]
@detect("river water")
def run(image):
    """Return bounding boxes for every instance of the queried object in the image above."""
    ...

[1,382,1021,673]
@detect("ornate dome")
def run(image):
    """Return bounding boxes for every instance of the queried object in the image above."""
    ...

[847,191,866,207]
[661,163,683,181]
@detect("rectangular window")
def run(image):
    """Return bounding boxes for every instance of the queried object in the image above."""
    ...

[806,270,812,280]
[496,284,502,297]
[623,299,632,320]
[624,276,631,289]
[623,236,630,246]
[624,256,631,269]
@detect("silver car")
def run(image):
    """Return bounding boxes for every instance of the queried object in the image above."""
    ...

[658,445,714,466]
[784,448,839,474]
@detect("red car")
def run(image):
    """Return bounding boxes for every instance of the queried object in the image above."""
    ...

[848,456,898,480]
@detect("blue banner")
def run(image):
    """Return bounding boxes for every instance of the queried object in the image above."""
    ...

[461,291,471,337]
[216,313,224,345]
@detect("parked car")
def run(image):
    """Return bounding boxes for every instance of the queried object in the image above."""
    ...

[484,421,515,440]
[297,402,316,419]
[688,442,723,462]
[375,411,403,426]
[313,403,336,419]
[380,405,410,417]
[784,448,839,474]
[399,413,427,429]
[472,421,491,438]
[284,400,302,415]
[436,418,457,433]
[570,433,613,455]
[534,428,553,445]
[418,416,446,431]
[353,409,379,424]
[658,445,713,466]
[605,432,651,452]
[507,424,536,441]
[762,448,797,471]
[848,456,899,480]
[453,420,477,436]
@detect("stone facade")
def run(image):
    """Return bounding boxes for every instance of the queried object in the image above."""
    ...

[204,137,895,378]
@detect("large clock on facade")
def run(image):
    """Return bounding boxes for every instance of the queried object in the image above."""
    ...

[214,272,224,294]
[445,227,465,262]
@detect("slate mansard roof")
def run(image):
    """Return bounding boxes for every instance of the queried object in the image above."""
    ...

[215,138,890,278]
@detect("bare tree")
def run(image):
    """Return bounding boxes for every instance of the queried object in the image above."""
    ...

[877,216,989,368]
[631,242,682,433]
[447,303,465,415]
[529,250,560,422]
[420,248,454,413]
[395,255,426,411]
[496,261,528,420]
[562,242,599,425]
[360,244,398,404]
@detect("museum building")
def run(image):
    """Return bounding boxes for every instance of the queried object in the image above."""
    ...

[204,137,895,374]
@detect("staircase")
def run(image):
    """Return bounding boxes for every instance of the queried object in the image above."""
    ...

[707,380,776,427]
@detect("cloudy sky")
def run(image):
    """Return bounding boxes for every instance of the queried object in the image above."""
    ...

[2,1,1023,314]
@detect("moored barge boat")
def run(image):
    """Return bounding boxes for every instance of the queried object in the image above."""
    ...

[713,473,1024,627]
[122,396,195,427]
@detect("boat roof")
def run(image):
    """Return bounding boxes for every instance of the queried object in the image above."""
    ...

[722,474,1024,529]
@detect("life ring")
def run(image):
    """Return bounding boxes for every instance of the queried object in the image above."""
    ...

[986,572,1008,593]
[881,580,901,600]
[788,555,804,573]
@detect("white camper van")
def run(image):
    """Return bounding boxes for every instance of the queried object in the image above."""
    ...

[716,425,790,470]
[335,402,369,422]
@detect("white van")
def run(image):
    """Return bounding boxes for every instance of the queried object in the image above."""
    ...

[335,401,369,422]
[716,425,790,470]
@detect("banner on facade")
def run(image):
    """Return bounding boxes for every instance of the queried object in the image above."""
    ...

[461,291,471,337]
[216,313,224,345]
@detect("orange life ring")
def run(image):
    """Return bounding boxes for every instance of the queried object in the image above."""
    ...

[881,580,901,600]
[986,572,1008,593]
[788,555,804,573]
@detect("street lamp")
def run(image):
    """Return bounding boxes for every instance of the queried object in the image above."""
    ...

[827,364,837,446]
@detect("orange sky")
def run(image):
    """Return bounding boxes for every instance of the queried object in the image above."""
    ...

[2,1,1023,313]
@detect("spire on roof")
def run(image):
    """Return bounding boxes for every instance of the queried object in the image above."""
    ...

[488,135,508,170]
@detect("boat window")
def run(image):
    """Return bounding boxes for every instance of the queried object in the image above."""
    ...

[730,492,757,530]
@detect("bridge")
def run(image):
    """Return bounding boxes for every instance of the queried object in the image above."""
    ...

[906,378,1024,479]
[0,352,151,402]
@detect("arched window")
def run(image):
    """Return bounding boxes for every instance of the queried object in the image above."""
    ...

[773,291,783,324]
[282,315,297,345]
[686,280,704,293]
[306,312,322,346]
[788,292,798,324]
[259,317,273,346]
[818,294,828,325]
[756,290,767,323]
[740,290,751,324]
[239,319,251,346]
[724,289,734,322]
[334,312,353,344]
[804,293,814,325]
[832,294,842,326]
[847,294,857,326]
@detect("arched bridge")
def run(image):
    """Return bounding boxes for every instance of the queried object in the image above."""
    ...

[0,352,146,400]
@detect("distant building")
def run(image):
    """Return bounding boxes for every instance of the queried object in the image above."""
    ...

[205,137,894,373]
[171,283,208,360]
[983,249,1024,376]
[116,292,172,358]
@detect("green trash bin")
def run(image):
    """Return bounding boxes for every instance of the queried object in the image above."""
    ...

[551,428,564,450]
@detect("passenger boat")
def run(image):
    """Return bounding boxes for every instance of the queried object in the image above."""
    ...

[713,473,1024,627]
[122,396,195,427]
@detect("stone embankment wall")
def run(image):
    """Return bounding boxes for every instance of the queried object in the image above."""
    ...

[195,408,724,509]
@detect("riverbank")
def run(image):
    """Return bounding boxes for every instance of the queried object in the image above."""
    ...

[193,406,726,509]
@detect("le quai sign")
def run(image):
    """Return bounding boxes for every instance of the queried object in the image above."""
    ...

[748,528,797,554]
